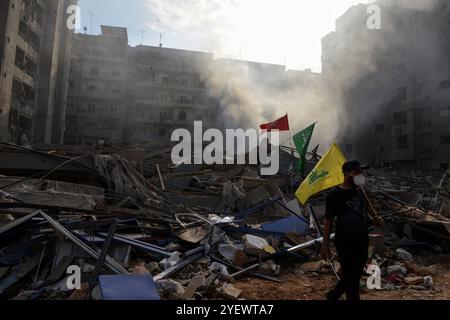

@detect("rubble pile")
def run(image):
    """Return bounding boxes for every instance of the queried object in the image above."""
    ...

[0,142,448,300]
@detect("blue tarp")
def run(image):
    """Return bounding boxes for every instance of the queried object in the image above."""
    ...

[99,275,161,300]
[261,214,310,235]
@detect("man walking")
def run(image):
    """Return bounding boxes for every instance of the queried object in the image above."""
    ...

[320,160,383,300]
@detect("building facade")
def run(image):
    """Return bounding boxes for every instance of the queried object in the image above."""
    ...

[64,26,128,146]
[322,0,450,170]
[0,0,75,145]
[125,45,216,144]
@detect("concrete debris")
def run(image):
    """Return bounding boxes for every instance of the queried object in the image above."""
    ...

[423,276,434,288]
[0,143,447,300]
[403,276,424,285]
[218,283,242,300]
[395,248,413,261]
[259,260,281,276]
[387,265,408,277]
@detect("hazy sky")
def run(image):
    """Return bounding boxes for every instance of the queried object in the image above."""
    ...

[78,0,371,72]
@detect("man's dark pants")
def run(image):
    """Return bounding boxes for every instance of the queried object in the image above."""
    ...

[327,239,369,301]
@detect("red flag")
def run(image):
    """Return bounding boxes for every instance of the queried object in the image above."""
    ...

[260,114,290,131]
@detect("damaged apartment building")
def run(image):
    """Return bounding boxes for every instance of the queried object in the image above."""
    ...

[0,0,75,145]
[65,26,217,146]
[322,0,450,171]
[64,25,319,146]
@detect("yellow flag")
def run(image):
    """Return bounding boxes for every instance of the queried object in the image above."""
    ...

[295,144,347,205]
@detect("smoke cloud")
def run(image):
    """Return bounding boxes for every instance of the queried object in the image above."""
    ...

[144,0,445,153]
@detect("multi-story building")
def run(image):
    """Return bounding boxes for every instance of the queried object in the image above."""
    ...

[65,25,325,147]
[0,0,75,145]
[65,26,218,145]
[125,45,216,144]
[65,26,128,145]
[322,0,450,170]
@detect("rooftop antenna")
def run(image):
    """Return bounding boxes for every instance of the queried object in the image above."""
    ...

[159,33,163,47]
[140,30,144,45]
[89,11,93,34]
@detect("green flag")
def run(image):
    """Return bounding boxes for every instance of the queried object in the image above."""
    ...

[293,123,316,174]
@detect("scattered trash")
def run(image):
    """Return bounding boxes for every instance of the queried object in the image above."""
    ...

[0,143,447,300]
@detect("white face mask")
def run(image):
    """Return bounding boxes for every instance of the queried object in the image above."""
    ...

[353,174,366,187]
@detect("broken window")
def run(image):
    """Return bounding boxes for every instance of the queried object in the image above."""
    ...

[393,112,408,126]
[396,136,408,150]
[18,20,28,40]
[14,46,25,69]
[12,78,35,102]
[28,28,40,52]
[24,56,37,78]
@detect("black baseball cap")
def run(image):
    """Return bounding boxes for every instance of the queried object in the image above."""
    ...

[342,160,370,173]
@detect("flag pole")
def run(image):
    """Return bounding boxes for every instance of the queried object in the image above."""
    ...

[286,112,298,177]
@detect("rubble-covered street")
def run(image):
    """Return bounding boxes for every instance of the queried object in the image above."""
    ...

[0,0,450,305]
[0,142,449,301]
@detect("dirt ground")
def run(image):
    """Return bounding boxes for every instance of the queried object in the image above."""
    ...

[234,254,450,300]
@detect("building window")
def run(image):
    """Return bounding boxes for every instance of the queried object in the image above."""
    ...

[161,94,168,102]
[24,57,37,79]
[441,135,450,144]
[397,87,407,101]
[195,115,203,121]
[396,136,408,150]
[18,20,28,41]
[112,71,120,77]
[439,107,450,117]
[12,78,35,102]
[393,112,407,125]
[34,3,44,26]
[181,79,188,86]
[14,46,25,69]
[91,67,100,76]
[439,79,450,90]
[88,104,96,113]
[179,111,187,121]
[111,88,121,94]
[87,85,98,92]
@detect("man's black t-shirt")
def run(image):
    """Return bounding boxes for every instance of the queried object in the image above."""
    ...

[325,187,369,245]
